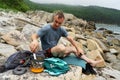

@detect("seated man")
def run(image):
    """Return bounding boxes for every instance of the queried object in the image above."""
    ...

[30,10,102,66]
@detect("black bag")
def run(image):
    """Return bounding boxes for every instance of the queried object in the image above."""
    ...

[82,63,97,75]
[4,50,32,70]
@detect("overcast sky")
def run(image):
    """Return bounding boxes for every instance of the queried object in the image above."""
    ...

[30,0,120,10]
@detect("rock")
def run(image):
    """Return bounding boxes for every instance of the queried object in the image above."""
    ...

[26,11,52,25]
[87,39,97,50]
[65,27,75,33]
[16,44,30,51]
[0,25,16,36]
[1,30,27,46]
[68,32,76,39]
[58,37,71,46]
[46,13,53,23]
[87,39,103,53]
[103,30,113,34]
[111,39,120,46]
[95,76,106,80]
[0,56,6,64]
[94,32,105,39]
[64,13,75,21]
[117,54,120,60]
[78,39,87,46]
[112,60,120,71]
[14,19,27,31]
[101,67,120,80]
[105,52,117,63]
[0,43,16,57]
[98,28,107,30]
[75,41,83,50]
[86,50,106,67]
[93,38,109,52]
[110,48,119,54]
[71,19,86,27]
[22,24,39,42]
[87,21,96,30]
[114,34,120,40]
[75,34,87,41]
[81,74,96,80]
[0,65,82,80]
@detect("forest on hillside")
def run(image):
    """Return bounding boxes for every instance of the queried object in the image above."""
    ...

[0,0,29,12]
[24,0,120,25]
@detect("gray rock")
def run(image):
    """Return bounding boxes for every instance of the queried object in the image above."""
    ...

[110,48,119,54]
[16,44,30,51]
[22,24,39,42]
[0,65,82,80]
[111,39,120,46]
[112,60,120,71]
[117,54,120,60]
[101,67,120,80]
[0,43,16,57]
[106,52,117,63]
[1,30,27,46]
[0,26,16,35]
[0,56,6,64]
[95,76,106,80]
[64,13,76,21]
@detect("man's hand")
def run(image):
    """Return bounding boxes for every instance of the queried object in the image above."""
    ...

[76,48,84,57]
[29,40,39,52]
[66,36,84,57]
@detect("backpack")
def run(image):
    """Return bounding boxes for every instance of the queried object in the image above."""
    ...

[43,57,70,76]
[4,50,32,70]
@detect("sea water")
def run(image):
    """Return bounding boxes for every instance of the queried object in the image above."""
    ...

[96,23,120,34]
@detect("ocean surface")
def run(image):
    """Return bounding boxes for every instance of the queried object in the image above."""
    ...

[96,23,120,34]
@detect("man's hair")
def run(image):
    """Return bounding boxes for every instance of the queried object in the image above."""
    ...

[53,10,65,19]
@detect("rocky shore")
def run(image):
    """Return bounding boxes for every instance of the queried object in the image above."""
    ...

[0,10,120,80]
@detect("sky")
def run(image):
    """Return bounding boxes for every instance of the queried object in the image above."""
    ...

[30,0,120,10]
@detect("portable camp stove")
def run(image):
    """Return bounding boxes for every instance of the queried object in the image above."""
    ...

[30,53,44,73]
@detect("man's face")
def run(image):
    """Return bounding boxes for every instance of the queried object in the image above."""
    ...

[52,15,64,29]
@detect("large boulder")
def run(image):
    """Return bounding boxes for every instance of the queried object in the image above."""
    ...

[0,43,16,57]
[92,38,109,52]
[85,21,96,30]
[87,39,103,53]
[64,13,76,21]
[68,32,76,39]
[101,67,120,80]
[0,65,82,80]
[58,37,71,46]
[111,39,120,46]
[0,17,16,35]
[1,30,26,46]
[112,60,120,71]
[105,52,117,63]
[22,24,40,42]
[86,50,106,67]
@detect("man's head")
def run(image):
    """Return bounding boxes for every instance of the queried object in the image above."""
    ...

[52,10,65,29]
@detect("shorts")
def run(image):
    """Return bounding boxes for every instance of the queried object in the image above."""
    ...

[45,48,53,57]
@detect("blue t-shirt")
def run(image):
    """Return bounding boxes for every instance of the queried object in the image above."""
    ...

[37,24,68,50]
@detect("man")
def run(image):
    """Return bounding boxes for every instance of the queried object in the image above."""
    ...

[30,10,102,66]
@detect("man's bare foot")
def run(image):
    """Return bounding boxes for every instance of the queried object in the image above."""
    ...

[89,59,103,67]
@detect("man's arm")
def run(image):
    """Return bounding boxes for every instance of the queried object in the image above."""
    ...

[30,33,39,52]
[66,36,84,56]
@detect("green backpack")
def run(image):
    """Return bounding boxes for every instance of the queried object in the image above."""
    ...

[43,57,69,76]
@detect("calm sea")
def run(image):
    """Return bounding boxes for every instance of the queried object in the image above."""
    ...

[96,23,120,34]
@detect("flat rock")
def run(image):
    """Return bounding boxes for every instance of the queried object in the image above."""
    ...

[86,50,106,67]
[0,43,16,57]
[0,65,82,80]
